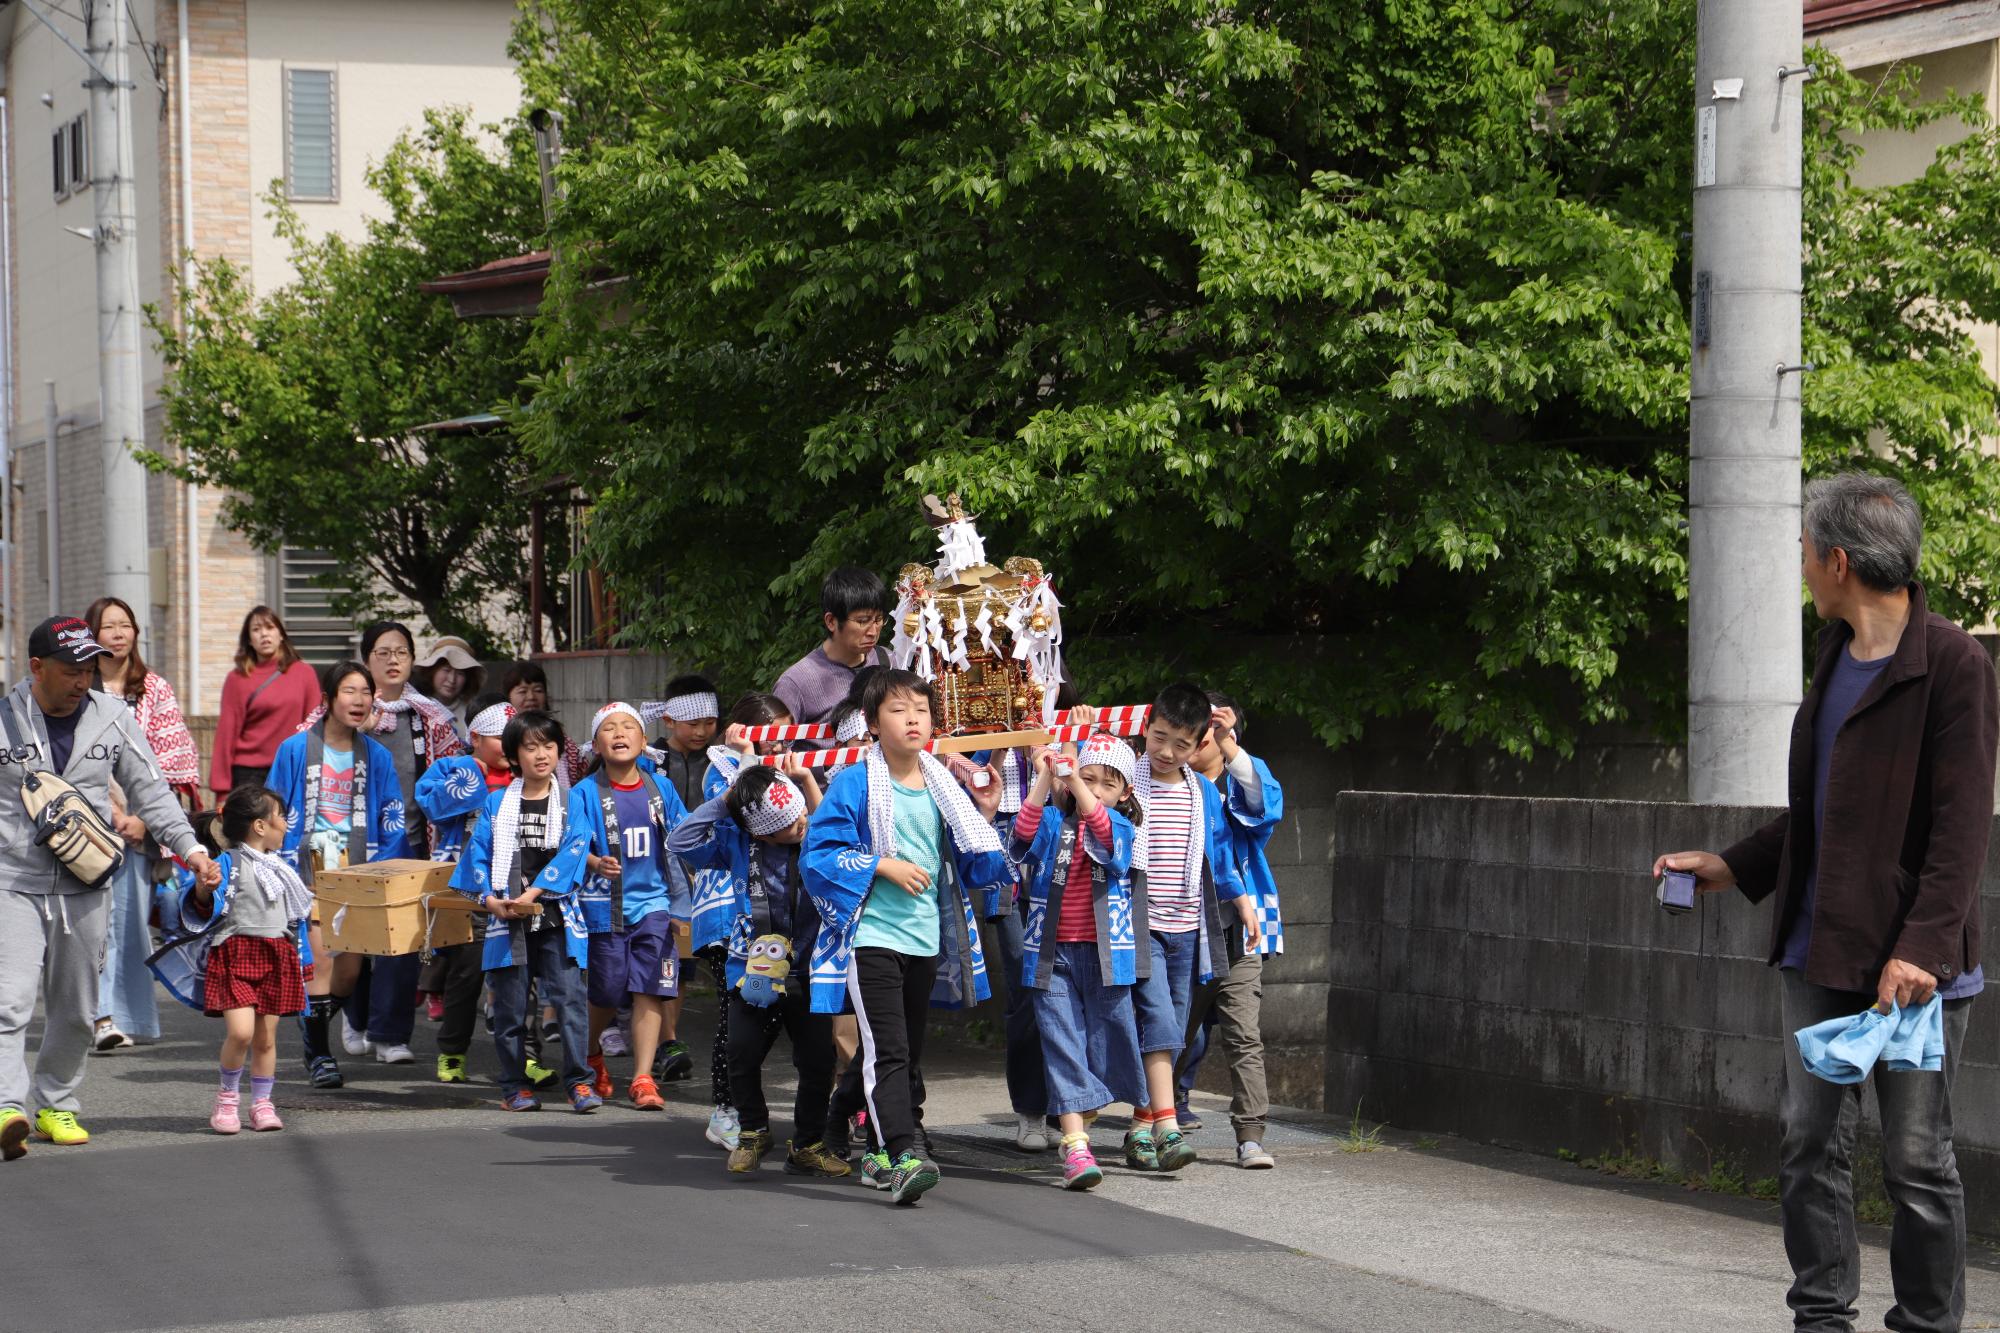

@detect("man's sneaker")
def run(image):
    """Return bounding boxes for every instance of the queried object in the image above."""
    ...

[706,1106,741,1150]
[305,1054,344,1090]
[1236,1140,1275,1169]
[587,1054,613,1100]
[727,1128,774,1174]
[249,1100,284,1132]
[784,1140,853,1178]
[502,1089,541,1112]
[374,1042,415,1065]
[887,1153,941,1206]
[523,1058,559,1089]
[339,1014,370,1056]
[31,1109,88,1145]
[1176,1103,1203,1131]
[568,1084,604,1114]
[822,1112,853,1161]
[914,1122,940,1162]
[859,1150,895,1190]
[1123,1124,1158,1171]
[628,1075,666,1111]
[209,1090,241,1135]
[93,1023,134,1052]
[436,1054,467,1084]
[540,1019,562,1044]
[599,1027,629,1057]
[653,1040,693,1082]
[0,1108,28,1161]
[1014,1112,1050,1152]
[1061,1138,1104,1190]
[1155,1128,1197,1172]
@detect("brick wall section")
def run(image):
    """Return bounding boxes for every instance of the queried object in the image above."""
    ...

[1329,792,2000,1233]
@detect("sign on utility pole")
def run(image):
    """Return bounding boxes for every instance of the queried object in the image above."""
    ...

[1687,0,1805,806]
[84,0,152,637]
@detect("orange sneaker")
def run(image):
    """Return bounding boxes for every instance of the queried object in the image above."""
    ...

[629,1074,665,1111]
[587,1053,613,1101]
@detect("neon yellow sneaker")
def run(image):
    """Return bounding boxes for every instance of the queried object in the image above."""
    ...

[32,1108,88,1145]
[1,1108,28,1161]
[436,1054,467,1084]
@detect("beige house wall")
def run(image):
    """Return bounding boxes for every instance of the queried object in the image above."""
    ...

[2,0,518,760]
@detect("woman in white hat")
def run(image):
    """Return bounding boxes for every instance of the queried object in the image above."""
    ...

[414,636,485,744]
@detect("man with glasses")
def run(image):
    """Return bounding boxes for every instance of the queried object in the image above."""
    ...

[772,567,893,741]
[0,616,220,1159]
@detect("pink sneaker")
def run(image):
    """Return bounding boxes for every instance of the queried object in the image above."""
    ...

[210,1090,241,1135]
[1061,1138,1103,1191]
[249,1099,284,1132]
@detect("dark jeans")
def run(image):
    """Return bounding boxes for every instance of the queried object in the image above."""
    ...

[1780,971,1972,1333]
[725,988,834,1142]
[829,947,939,1161]
[435,942,486,1058]
[230,765,270,791]
[983,906,1048,1116]
[490,917,589,1096]
[364,952,423,1045]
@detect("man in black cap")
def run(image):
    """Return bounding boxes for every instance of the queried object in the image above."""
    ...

[0,616,218,1162]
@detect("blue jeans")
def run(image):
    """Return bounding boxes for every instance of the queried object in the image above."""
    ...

[1030,941,1146,1115]
[983,905,1048,1116]
[96,854,159,1039]
[1780,971,1971,1333]
[355,952,422,1045]
[489,914,590,1096]
[1132,929,1198,1056]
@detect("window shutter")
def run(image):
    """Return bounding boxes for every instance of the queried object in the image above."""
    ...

[279,547,357,667]
[51,128,65,196]
[284,68,338,201]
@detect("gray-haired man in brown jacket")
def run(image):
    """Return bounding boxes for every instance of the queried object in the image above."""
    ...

[1657,473,1998,1333]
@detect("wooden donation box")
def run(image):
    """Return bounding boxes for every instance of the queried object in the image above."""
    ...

[315,858,475,957]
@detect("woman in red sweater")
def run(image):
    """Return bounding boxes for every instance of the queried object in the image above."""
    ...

[210,606,322,798]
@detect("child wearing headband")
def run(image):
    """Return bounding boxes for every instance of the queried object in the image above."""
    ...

[670,762,847,1177]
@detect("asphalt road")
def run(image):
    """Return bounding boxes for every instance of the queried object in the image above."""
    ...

[6,992,1998,1332]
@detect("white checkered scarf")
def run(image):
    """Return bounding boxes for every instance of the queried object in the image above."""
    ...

[1133,759,1204,901]
[234,844,315,922]
[489,774,567,898]
[864,747,1002,862]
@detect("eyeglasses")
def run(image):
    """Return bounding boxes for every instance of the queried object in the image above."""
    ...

[369,648,412,663]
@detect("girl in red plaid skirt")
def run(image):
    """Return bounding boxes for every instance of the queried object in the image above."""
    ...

[185,787,314,1135]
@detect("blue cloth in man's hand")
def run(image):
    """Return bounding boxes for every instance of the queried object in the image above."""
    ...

[1794,995,1944,1085]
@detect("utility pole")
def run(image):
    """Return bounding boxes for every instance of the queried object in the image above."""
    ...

[1687,0,1805,806]
[84,0,152,632]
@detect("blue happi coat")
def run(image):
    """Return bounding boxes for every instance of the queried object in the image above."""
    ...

[532,759,688,934]
[669,792,820,991]
[1217,754,1285,956]
[267,725,411,877]
[414,754,494,862]
[148,852,313,1011]
[798,762,1014,1015]
[447,785,589,971]
[1012,803,1144,990]
[681,760,741,954]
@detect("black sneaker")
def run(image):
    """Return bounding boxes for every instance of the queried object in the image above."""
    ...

[541,1019,562,1044]
[306,1054,344,1090]
[822,1112,853,1162]
[887,1153,940,1206]
[913,1123,940,1162]
[653,1040,693,1082]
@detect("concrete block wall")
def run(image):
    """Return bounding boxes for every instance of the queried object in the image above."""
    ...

[1329,792,2000,1231]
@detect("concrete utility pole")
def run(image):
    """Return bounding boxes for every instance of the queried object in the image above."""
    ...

[1687,0,1805,806]
[84,0,152,630]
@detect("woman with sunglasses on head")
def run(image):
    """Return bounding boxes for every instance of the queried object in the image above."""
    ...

[83,597,201,1052]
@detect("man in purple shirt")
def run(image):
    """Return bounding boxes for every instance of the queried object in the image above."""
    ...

[772,567,891,729]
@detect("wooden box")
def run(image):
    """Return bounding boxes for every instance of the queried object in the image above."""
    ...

[315,858,473,957]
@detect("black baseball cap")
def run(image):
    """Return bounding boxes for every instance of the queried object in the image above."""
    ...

[28,615,112,666]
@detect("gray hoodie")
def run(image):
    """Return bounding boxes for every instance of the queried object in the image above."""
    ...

[0,679,200,894]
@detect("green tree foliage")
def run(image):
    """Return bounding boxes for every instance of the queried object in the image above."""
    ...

[517,0,2000,752]
[149,110,548,655]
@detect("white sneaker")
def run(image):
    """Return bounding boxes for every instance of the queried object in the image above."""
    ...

[1014,1112,1050,1152]
[705,1106,741,1150]
[373,1042,415,1065]
[1236,1140,1276,1169]
[599,1027,629,1057]
[339,1014,370,1057]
